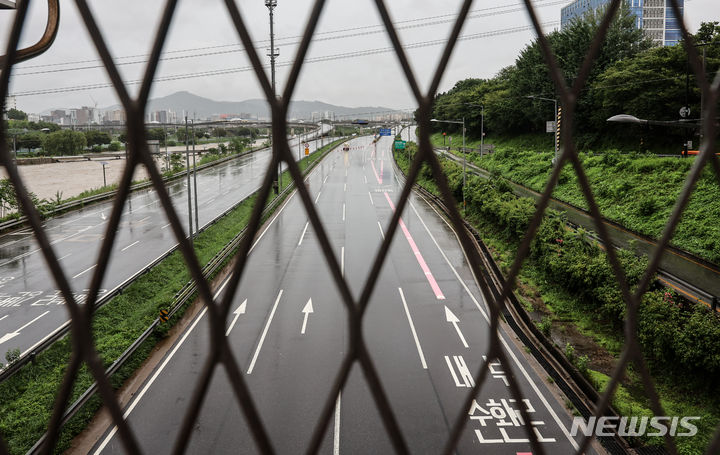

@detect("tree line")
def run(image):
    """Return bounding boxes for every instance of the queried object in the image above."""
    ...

[3,115,263,156]
[428,7,720,151]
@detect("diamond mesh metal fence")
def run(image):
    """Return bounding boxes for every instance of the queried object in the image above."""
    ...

[1,0,719,454]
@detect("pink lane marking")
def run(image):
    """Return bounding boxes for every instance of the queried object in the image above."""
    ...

[516,453,533,455]
[384,192,445,300]
[380,159,384,181]
[371,160,383,184]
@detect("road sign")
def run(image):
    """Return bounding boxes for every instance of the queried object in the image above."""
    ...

[546,121,556,133]
[394,140,406,150]
[679,106,691,118]
[379,128,392,136]
[159,309,169,322]
[305,147,310,156]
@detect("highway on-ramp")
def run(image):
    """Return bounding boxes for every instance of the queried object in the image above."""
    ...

[92,135,590,454]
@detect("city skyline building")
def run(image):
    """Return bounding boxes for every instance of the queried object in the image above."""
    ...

[561,0,684,46]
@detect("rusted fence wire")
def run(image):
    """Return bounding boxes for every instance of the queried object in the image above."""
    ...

[1,0,718,454]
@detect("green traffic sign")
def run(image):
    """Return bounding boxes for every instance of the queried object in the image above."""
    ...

[394,140,406,150]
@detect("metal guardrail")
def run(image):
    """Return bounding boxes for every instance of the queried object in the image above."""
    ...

[2,1,718,454]
[391,150,629,454]
[24,139,345,454]
[0,145,264,234]
[0,139,335,384]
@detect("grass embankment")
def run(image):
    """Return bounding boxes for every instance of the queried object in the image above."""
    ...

[0,138,345,454]
[430,132,720,265]
[395,143,720,453]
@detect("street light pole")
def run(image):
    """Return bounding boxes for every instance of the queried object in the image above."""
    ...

[192,119,199,233]
[480,106,484,158]
[462,116,466,212]
[526,95,558,164]
[184,116,193,246]
[266,0,279,193]
[100,162,107,187]
[431,117,467,213]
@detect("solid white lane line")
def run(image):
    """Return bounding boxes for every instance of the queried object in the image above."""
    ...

[315,191,322,204]
[398,287,427,369]
[161,223,171,229]
[72,264,96,279]
[0,315,7,322]
[368,191,374,206]
[341,246,345,277]
[16,311,50,332]
[247,289,284,375]
[409,200,579,450]
[95,166,294,452]
[342,204,346,222]
[298,222,309,246]
[94,304,210,454]
[121,240,140,252]
[377,221,385,240]
[333,392,342,455]
[95,145,332,453]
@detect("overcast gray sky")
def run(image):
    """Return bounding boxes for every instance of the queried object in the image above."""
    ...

[1,0,718,114]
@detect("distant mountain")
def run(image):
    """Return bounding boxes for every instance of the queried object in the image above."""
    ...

[100,91,398,121]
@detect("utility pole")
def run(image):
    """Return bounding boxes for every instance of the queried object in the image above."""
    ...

[480,106,484,158]
[462,117,466,213]
[266,0,280,193]
[185,116,193,246]
[164,124,169,172]
[192,118,199,233]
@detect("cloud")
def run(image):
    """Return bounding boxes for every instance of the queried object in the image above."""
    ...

[0,0,716,114]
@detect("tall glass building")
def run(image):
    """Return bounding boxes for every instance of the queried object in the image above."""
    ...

[560,0,684,46]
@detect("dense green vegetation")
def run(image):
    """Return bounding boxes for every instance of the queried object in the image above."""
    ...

[395,142,720,452]
[427,9,720,151]
[0,138,345,454]
[430,132,720,265]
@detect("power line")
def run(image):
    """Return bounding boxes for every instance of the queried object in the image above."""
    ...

[11,22,556,97]
[12,0,565,75]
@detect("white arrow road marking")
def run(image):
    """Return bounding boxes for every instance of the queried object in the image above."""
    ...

[444,306,469,348]
[0,311,49,345]
[410,200,579,450]
[100,212,106,221]
[301,298,314,335]
[225,299,247,336]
